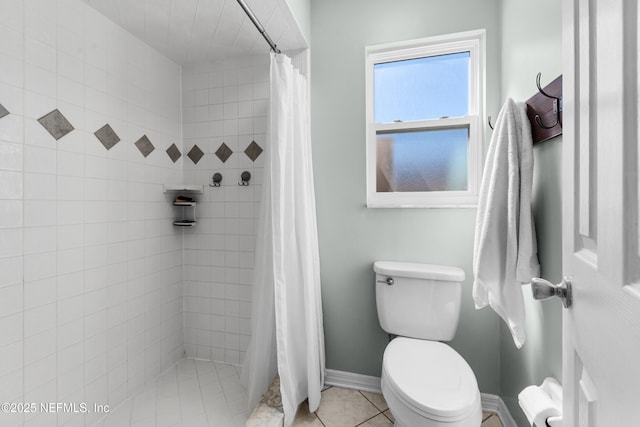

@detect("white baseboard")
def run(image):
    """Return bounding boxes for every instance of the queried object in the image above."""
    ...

[324,369,382,394]
[324,369,516,426]
[481,393,518,427]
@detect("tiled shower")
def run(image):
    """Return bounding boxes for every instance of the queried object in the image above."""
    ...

[0,0,268,425]
[181,57,268,365]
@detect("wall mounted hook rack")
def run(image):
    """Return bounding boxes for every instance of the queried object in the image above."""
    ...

[487,73,563,144]
[526,73,563,144]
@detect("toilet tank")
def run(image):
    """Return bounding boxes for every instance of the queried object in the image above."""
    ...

[374,261,465,341]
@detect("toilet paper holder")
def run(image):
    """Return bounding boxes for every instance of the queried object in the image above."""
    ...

[518,377,563,427]
[545,416,562,427]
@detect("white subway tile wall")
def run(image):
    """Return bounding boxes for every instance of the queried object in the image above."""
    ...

[0,0,185,426]
[181,56,268,365]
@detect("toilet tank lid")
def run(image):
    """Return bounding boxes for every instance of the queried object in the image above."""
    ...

[374,261,465,282]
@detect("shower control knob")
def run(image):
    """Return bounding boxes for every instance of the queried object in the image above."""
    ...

[530,277,572,308]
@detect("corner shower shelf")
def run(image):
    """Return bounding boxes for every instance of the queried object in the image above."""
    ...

[172,201,197,226]
[164,185,202,226]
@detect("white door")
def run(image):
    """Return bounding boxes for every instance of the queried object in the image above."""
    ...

[562,0,640,425]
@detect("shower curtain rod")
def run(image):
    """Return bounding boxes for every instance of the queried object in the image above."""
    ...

[235,0,282,54]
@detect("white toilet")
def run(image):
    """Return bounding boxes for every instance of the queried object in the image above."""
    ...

[375,261,482,427]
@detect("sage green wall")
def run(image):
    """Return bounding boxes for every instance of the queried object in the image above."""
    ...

[499,0,563,425]
[309,0,502,394]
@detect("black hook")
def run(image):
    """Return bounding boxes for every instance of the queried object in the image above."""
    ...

[488,116,494,130]
[209,172,222,187]
[239,171,251,186]
[534,72,562,130]
[536,72,556,99]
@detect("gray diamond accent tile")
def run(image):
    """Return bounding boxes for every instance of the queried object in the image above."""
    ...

[38,109,74,140]
[0,104,9,119]
[244,140,263,162]
[94,123,120,150]
[135,135,155,158]
[166,143,181,163]
[187,145,204,164]
[215,142,233,163]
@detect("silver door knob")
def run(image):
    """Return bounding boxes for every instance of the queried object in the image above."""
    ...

[530,277,572,308]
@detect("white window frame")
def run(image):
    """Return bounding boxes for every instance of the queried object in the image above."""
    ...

[365,30,485,208]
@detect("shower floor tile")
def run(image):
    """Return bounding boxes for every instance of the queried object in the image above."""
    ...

[94,359,248,427]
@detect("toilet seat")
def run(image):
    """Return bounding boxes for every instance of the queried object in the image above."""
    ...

[382,337,481,422]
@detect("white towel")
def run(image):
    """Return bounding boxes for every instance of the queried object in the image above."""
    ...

[473,98,540,348]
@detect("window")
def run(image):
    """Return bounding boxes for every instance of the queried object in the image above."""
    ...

[365,30,485,208]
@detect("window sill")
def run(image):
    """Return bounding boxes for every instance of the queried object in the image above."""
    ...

[366,197,478,209]
[366,203,477,209]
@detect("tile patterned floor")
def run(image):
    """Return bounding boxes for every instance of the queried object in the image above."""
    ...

[94,359,248,427]
[95,360,503,427]
[291,386,504,427]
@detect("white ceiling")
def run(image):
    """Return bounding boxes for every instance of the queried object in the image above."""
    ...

[82,0,307,65]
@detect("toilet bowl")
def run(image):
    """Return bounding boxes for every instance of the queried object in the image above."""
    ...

[381,337,481,427]
[374,261,482,427]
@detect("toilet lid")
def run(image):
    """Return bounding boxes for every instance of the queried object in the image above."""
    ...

[383,337,480,421]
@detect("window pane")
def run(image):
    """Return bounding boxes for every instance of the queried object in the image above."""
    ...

[374,52,470,123]
[376,128,468,192]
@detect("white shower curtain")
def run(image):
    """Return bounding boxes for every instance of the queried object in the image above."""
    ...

[241,51,325,427]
